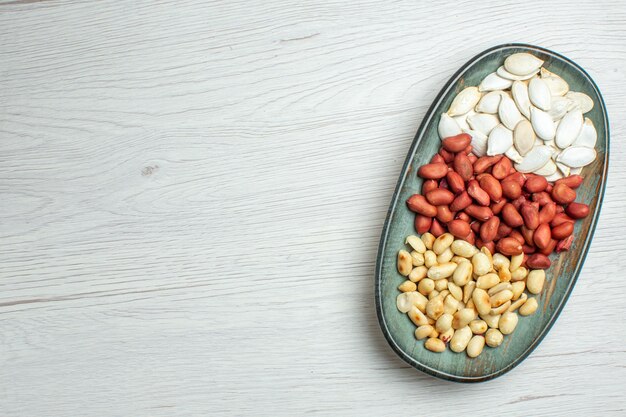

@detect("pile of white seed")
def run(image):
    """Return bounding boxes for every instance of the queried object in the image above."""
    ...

[438,52,597,181]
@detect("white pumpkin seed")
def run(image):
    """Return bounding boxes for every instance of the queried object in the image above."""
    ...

[511,80,531,119]
[454,115,469,130]
[496,65,537,81]
[530,107,556,141]
[572,117,597,148]
[453,110,475,131]
[533,159,557,176]
[545,139,558,150]
[498,94,524,130]
[528,77,552,111]
[479,72,513,92]
[467,113,500,136]
[438,113,462,139]
[505,146,524,163]
[504,53,543,76]
[476,91,502,114]
[566,91,594,113]
[555,161,570,177]
[448,87,482,117]
[555,108,583,149]
[487,124,513,156]
[513,119,535,156]
[549,96,572,120]
[540,67,569,96]
[514,145,554,173]
[464,129,488,157]
[544,170,564,182]
[556,146,597,168]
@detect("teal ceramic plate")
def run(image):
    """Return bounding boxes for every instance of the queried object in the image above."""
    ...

[375,43,609,382]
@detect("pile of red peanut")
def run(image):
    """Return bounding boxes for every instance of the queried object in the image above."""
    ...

[407,133,589,270]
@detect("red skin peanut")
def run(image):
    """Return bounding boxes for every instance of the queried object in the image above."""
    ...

[414,215,432,234]
[441,133,472,152]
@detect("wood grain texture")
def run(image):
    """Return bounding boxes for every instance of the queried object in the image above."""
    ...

[0,0,625,415]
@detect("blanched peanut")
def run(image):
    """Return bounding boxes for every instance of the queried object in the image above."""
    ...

[398,280,417,292]
[527,270,546,294]
[401,291,427,313]
[434,278,449,292]
[411,251,425,266]
[406,235,426,253]
[466,298,476,311]
[510,253,524,272]
[428,262,458,279]
[472,288,491,315]
[490,300,511,315]
[425,337,446,352]
[424,250,438,268]
[467,335,485,357]
[438,328,454,343]
[426,295,445,320]
[418,278,435,295]
[469,319,488,334]
[413,292,428,312]
[519,297,538,315]
[498,267,512,282]
[436,313,453,333]
[450,326,472,352]
[398,250,412,276]
[433,233,454,255]
[408,306,429,326]
[428,290,440,300]
[511,266,528,282]
[481,246,493,269]
[453,261,473,287]
[409,266,428,282]
[451,255,470,264]
[492,253,510,271]
[488,282,512,296]
[485,328,504,347]
[463,281,476,303]
[421,232,436,250]
[397,292,413,313]
[508,293,528,312]
[490,289,513,308]
[438,290,450,299]
[448,282,463,301]
[472,252,491,276]
[476,273,500,290]
[511,281,526,300]
[481,313,501,329]
[499,312,519,334]
[452,308,475,329]
[429,328,439,338]
[415,325,434,340]
[437,247,454,263]
[443,294,459,315]
[451,240,479,258]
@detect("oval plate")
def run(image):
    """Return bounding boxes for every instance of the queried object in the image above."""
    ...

[375,43,609,382]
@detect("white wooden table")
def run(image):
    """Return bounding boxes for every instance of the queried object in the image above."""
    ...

[2,1,625,415]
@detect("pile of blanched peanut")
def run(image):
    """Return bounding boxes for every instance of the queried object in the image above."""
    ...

[397,233,544,357]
